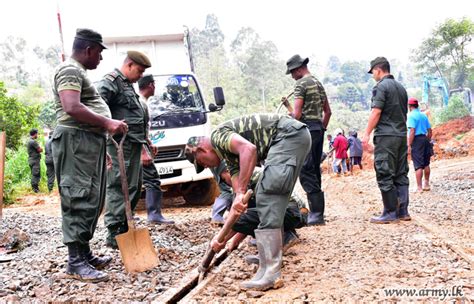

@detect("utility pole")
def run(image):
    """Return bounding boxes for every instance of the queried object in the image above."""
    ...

[57,2,66,62]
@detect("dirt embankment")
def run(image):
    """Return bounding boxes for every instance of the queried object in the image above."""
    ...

[432,116,474,159]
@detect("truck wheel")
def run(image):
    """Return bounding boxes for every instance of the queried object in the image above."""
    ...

[182,179,219,206]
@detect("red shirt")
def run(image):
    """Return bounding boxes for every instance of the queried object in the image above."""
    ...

[333,134,348,159]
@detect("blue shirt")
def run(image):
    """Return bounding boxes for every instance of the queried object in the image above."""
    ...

[407,108,431,136]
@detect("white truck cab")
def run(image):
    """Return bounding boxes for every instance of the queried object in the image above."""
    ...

[90,30,223,205]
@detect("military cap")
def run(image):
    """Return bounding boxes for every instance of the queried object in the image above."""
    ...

[368,56,389,74]
[184,136,205,173]
[127,50,152,68]
[138,74,155,89]
[286,54,309,74]
[75,28,107,49]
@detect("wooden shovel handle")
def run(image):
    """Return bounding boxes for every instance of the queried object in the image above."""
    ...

[199,189,253,272]
[110,133,134,229]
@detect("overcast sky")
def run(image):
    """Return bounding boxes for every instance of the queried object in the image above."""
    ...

[1,0,473,65]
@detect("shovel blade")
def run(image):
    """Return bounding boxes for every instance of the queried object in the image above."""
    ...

[116,227,159,273]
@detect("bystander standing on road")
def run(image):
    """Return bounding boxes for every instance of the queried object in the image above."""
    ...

[96,51,152,248]
[52,28,128,282]
[407,97,432,192]
[27,128,42,193]
[347,130,363,173]
[362,57,410,223]
[332,128,348,176]
[282,54,332,225]
[44,132,55,192]
[137,74,174,224]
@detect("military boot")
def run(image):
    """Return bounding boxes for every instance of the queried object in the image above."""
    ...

[241,229,283,291]
[307,192,325,225]
[66,242,109,283]
[397,185,411,221]
[146,188,174,224]
[84,244,112,270]
[370,189,400,224]
[105,223,128,249]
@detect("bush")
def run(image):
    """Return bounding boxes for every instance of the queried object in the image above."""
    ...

[0,82,40,150]
[3,144,48,204]
[434,95,470,125]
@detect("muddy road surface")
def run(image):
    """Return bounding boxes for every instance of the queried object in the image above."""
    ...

[0,157,473,302]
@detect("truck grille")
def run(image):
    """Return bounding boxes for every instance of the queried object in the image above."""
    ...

[154,145,186,163]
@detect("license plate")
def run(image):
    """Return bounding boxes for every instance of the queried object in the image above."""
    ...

[158,166,174,175]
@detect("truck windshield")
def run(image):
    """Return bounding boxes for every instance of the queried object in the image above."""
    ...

[148,74,204,117]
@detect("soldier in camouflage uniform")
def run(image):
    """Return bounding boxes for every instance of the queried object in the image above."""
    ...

[27,128,42,193]
[362,57,409,224]
[52,28,128,282]
[137,74,174,224]
[96,51,152,248]
[282,55,332,225]
[185,113,311,291]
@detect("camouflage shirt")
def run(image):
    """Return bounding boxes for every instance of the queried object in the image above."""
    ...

[52,58,111,134]
[294,74,327,128]
[210,114,284,177]
[371,75,408,137]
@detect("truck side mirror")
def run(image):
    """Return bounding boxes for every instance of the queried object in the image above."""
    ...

[213,87,225,106]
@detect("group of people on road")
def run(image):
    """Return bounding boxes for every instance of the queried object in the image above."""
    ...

[43,26,433,291]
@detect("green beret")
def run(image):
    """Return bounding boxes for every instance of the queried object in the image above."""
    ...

[75,28,107,49]
[127,50,151,68]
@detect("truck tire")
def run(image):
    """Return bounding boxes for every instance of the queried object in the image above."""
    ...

[182,179,219,206]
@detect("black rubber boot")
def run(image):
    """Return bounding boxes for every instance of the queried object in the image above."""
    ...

[84,244,112,270]
[370,189,400,224]
[105,223,128,249]
[146,188,175,224]
[307,192,325,225]
[66,243,109,283]
[397,185,411,221]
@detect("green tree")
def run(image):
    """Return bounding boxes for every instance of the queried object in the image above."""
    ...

[0,82,40,150]
[412,17,474,89]
[340,61,370,84]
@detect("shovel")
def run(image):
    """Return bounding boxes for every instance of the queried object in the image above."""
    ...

[111,134,159,273]
[198,189,253,280]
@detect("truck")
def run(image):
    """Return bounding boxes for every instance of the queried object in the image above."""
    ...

[89,29,223,205]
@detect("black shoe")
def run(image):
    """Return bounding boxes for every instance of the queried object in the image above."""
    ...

[85,244,112,270]
[66,243,109,283]
[283,230,300,252]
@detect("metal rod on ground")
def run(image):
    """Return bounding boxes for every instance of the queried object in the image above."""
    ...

[0,132,6,221]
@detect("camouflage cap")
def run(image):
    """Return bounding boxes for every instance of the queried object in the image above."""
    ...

[368,56,389,74]
[75,28,107,49]
[286,54,309,74]
[127,50,152,68]
[184,136,205,173]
